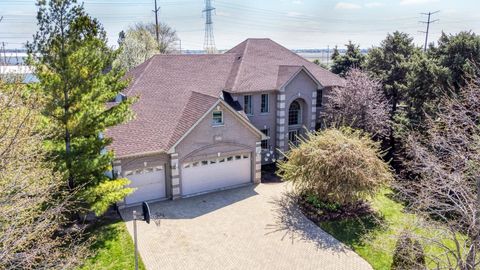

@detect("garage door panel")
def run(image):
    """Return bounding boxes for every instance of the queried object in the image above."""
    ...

[181,153,252,196]
[124,167,166,205]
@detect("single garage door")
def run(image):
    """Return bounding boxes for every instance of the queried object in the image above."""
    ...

[181,153,252,196]
[124,166,166,205]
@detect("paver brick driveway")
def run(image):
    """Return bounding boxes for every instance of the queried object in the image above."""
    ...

[120,183,372,270]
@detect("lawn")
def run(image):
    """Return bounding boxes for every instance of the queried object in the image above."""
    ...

[78,219,146,270]
[318,189,456,270]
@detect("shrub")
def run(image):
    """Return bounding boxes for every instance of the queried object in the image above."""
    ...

[391,231,426,270]
[278,127,392,205]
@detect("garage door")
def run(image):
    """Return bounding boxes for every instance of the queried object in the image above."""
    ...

[181,153,252,196]
[124,166,166,205]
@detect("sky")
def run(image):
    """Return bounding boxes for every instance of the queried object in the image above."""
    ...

[0,0,479,50]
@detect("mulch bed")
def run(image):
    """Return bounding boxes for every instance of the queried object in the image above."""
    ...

[297,195,374,223]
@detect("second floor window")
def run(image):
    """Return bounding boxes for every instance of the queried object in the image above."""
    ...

[244,95,253,115]
[261,94,269,113]
[212,110,223,126]
[288,100,301,125]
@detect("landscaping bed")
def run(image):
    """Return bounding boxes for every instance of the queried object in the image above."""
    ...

[297,194,375,223]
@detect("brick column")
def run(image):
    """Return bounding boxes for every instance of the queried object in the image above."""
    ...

[254,142,262,183]
[276,93,287,157]
[170,153,181,199]
[311,90,317,130]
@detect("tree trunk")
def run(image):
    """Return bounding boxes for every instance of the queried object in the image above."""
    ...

[465,176,480,269]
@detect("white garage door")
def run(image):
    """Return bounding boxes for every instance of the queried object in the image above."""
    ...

[181,153,252,196]
[124,166,166,205]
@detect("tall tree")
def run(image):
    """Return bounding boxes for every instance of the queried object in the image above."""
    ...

[330,45,340,63]
[322,68,390,138]
[365,31,418,161]
[331,41,365,76]
[28,0,134,215]
[114,26,158,71]
[434,31,480,91]
[115,22,179,70]
[403,52,447,128]
[397,76,480,269]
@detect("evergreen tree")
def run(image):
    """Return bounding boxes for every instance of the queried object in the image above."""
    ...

[364,31,418,161]
[404,53,447,128]
[434,31,480,91]
[331,41,365,77]
[28,0,134,215]
[331,45,340,62]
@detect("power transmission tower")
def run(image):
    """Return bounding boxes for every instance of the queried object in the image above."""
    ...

[153,0,160,45]
[203,0,216,54]
[419,10,439,51]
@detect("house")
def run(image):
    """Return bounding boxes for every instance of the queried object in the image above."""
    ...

[107,38,343,206]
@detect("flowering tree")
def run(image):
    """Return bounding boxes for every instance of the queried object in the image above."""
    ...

[322,68,390,137]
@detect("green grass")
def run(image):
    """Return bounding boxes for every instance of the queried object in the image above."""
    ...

[79,219,146,270]
[318,189,457,270]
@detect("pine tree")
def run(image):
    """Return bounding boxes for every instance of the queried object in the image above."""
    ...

[434,31,480,91]
[28,0,134,215]
[331,41,365,77]
[364,31,418,162]
[404,53,447,128]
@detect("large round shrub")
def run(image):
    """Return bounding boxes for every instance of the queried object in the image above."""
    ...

[278,127,392,205]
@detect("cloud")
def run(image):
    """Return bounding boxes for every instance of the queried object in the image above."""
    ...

[365,2,385,8]
[292,0,303,4]
[335,2,362,9]
[400,0,439,5]
[216,11,231,17]
[287,11,303,17]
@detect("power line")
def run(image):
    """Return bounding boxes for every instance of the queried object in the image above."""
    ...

[419,10,439,51]
[203,0,216,53]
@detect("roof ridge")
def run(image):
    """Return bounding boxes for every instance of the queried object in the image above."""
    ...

[166,91,217,148]
[270,39,342,79]
[231,39,250,92]
[127,56,155,96]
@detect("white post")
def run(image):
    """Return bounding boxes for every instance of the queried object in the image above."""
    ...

[133,210,139,270]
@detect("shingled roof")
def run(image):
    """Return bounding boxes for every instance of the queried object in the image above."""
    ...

[225,38,344,92]
[107,38,344,158]
[107,54,237,158]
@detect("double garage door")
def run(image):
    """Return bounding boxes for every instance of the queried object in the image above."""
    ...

[181,153,252,196]
[123,152,252,204]
[124,166,166,205]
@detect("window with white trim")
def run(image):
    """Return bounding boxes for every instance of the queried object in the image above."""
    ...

[244,95,253,115]
[288,101,302,126]
[260,128,270,150]
[212,110,223,126]
[261,94,269,113]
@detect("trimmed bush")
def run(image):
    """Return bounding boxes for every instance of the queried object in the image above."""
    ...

[278,127,392,205]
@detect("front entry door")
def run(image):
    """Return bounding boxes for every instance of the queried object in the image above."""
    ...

[288,129,300,146]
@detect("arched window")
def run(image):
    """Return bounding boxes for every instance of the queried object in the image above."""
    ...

[288,100,301,125]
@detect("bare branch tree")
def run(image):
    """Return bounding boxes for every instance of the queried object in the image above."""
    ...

[322,68,390,138]
[0,75,89,269]
[397,75,480,270]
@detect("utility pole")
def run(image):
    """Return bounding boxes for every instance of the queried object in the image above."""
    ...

[326,45,330,66]
[153,0,160,45]
[203,0,216,54]
[419,10,439,51]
